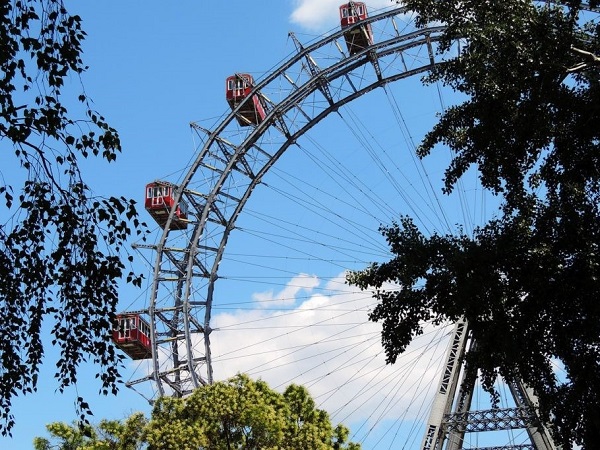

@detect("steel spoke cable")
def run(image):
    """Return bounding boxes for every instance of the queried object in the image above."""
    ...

[313,345,386,403]
[212,283,373,308]
[336,103,447,234]
[261,167,392,253]
[285,336,386,390]
[218,330,378,364]
[342,323,451,445]
[427,77,480,237]
[336,109,435,228]
[225,251,365,265]
[213,300,372,331]
[382,84,455,235]
[256,77,447,237]
[317,323,449,420]
[232,228,375,274]
[249,185,388,263]
[366,325,451,448]
[260,168,388,233]
[237,224,386,265]
[215,331,380,365]
[212,278,371,304]
[217,259,327,283]
[212,292,375,328]
[212,300,375,360]
[220,96,464,316]
[337,353,441,447]
[223,342,386,384]
[239,207,387,259]
[303,331,391,391]
[294,130,401,221]
[215,308,373,352]
[239,308,374,359]
[242,320,381,382]
[266,336,389,390]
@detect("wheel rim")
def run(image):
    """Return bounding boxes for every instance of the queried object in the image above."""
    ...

[131,3,470,445]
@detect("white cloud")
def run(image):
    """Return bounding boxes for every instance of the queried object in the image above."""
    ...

[252,273,320,307]
[124,270,450,444]
[209,272,452,438]
[289,0,396,32]
[133,272,523,445]
[122,269,532,446]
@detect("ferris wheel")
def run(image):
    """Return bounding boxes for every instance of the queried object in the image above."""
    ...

[111,2,548,448]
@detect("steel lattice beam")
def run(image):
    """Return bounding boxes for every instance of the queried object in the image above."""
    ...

[420,322,558,450]
[443,406,537,432]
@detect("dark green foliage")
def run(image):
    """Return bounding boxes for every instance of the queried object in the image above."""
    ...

[0,0,145,435]
[349,1,600,447]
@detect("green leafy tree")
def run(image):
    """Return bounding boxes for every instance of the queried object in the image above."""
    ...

[282,384,359,450]
[0,0,145,435]
[35,376,360,449]
[144,374,361,450]
[33,413,147,450]
[349,0,600,448]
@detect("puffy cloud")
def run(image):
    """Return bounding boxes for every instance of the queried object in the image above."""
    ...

[252,273,320,307]
[131,271,455,443]
[209,273,451,431]
[290,0,396,32]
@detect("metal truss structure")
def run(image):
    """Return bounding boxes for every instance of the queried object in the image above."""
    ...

[126,2,455,400]
[420,321,558,450]
[121,0,597,447]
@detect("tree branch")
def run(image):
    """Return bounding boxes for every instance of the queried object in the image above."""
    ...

[567,45,600,73]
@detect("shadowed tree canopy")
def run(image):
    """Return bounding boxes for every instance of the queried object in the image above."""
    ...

[34,375,360,450]
[0,0,145,435]
[348,0,600,448]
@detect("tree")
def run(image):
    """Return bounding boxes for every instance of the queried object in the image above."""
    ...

[36,375,360,449]
[0,0,145,435]
[348,0,600,448]
[144,374,361,450]
[33,414,147,450]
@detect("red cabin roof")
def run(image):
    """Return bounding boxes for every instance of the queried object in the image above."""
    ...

[145,181,189,230]
[225,73,266,126]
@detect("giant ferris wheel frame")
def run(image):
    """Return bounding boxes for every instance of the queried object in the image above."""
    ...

[126,3,598,431]
[128,3,454,399]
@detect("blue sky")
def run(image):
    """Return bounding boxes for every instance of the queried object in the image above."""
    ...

[0,1,530,448]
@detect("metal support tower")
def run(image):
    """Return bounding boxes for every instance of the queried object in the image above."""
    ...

[420,320,559,450]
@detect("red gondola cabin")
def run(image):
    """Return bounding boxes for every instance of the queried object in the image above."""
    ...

[145,181,189,230]
[340,2,373,55]
[226,73,266,126]
[112,314,152,360]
